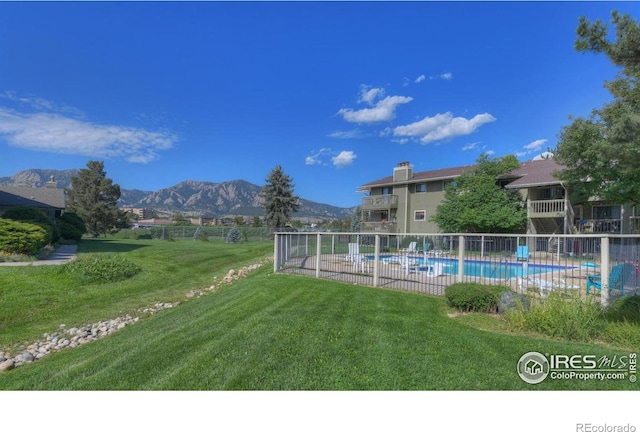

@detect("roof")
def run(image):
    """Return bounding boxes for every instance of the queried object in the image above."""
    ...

[359,164,475,189]
[501,158,563,189]
[0,186,66,209]
[359,158,564,191]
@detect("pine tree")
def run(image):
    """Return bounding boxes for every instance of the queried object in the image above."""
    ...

[261,165,300,228]
[555,10,640,205]
[226,227,242,243]
[65,161,121,236]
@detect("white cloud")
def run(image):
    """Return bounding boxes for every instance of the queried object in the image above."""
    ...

[1,91,85,118]
[331,150,357,168]
[415,74,426,84]
[393,112,496,144]
[462,142,480,151]
[328,129,363,139]
[306,148,356,168]
[0,109,176,163]
[305,148,332,165]
[524,138,547,151]
[440,72,453,80]
[338,95,413,124]
[358,86,385,105]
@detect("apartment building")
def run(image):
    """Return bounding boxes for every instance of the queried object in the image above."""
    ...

[357,159,640,235]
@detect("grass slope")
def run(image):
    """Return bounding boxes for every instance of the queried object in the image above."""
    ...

[0,238,273,346]
[0,264,634,390]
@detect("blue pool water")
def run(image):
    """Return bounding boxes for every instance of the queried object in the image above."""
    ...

[368,255,574,279]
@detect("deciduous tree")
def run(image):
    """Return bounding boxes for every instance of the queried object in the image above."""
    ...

[431,155,527,233]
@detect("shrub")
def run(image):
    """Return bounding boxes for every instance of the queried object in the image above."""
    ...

[3,206,60,244]
[62,253,142,284]
[196,229,209,241]
[0,218,49,255]
[445,283,510,313]
[56,212,87,240]
[133,231,153,240]
[505,294,603,342]
[605,295,640,324]
[602,320,640,349]
[227,227,242,244]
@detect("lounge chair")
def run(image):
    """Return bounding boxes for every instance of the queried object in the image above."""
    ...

[425,262,444,277]
[352,254,371,273]
[586,263,634,295]
[517,277,579,298]
[515,246,530,262]
[401,241,417,254]
[345,243,360,261]
[399,255,419,275]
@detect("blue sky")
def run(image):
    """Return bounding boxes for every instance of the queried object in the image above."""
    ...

[0,1,637,208]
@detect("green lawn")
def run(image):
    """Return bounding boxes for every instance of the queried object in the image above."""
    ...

[0,237,273,346]
[0,238,636,389]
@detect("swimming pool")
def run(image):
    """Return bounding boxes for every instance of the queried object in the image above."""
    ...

[369,255,575,279]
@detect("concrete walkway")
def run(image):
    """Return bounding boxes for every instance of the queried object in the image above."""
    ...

[0,244,78,266]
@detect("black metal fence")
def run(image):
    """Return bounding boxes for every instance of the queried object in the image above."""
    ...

[273,232,640,304]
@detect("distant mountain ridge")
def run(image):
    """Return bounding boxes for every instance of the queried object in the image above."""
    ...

[0,169,355,220]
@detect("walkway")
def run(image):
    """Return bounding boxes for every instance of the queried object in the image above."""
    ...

[0,245,78,267]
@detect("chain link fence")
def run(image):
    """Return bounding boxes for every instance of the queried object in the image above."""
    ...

[118,225,274,242]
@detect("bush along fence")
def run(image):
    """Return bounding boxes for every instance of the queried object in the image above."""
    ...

[273,232,640,306]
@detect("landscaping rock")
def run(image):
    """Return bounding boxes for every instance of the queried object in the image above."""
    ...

[0,359,15,372]
[498,290,531,314]
[0,257,272,372]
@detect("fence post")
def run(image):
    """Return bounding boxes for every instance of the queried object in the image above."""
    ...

[457,235,465,283]
[600,236,610,307]
[273,233,280,273]
[316,233,322,279]
[373,234,380,287]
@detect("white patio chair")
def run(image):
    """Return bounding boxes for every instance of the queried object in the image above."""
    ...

[345,243,360,261]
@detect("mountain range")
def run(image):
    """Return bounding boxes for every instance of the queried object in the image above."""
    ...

[0,169,355,220]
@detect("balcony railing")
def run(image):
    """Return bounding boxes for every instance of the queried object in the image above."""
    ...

[361,195,399,210]
[360,221,397,233]
[528,199,565,218]
[575,219,621,234]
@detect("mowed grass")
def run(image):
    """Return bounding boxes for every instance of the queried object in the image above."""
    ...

[0,238,273,346]
[0,239,635,389]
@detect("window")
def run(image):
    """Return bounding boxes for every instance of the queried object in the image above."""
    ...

[415,183,427,193]
[382,187,393,195]
[593,205,621,220]
[414,210,426,221]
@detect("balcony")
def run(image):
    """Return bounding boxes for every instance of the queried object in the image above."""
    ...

[575,219,621,234]
[360,221,397,233]
[361,195,398,210]
[528,199,565,218]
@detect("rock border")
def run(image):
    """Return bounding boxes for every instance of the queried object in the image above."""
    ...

[0,258,271,373]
